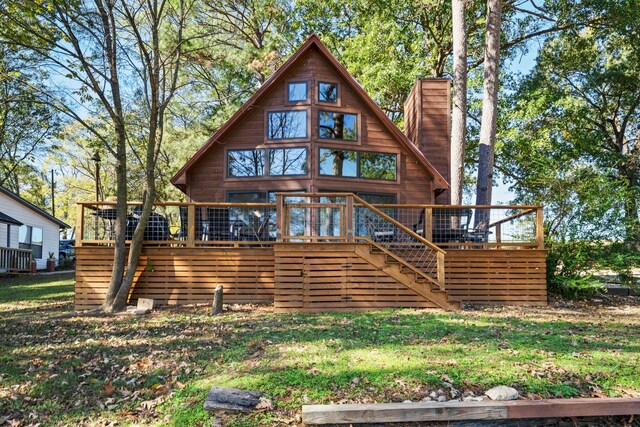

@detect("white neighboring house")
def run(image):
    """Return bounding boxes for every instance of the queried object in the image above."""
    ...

[0,186,70,270]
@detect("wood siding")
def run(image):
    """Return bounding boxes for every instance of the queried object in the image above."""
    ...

[186,47,435,205]
[74,245,547,310]
[74,246,275,309]
[274,243,438,313]
[445,249,547,305]
[404,79,451,204]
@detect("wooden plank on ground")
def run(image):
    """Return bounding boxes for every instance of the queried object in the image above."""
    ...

[302,398,640,425]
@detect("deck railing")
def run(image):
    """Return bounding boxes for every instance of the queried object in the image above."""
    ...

[0,246,32,272]
[75,199,543,251]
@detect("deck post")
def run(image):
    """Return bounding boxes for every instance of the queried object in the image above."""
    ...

[345,195,354,242]
[76,203,84,247]
[437,251,445,289]
[187,205,195,247]
[495,223,502,249]
[536,207,544,249]
[276,194,284,241]
[424,208,433,241]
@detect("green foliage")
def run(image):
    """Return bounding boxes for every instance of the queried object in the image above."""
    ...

[547,240,640,298]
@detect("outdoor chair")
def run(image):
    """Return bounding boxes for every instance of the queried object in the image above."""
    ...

[413,208,471,243]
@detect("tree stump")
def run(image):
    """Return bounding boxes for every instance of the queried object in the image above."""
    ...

[211,285,223,315]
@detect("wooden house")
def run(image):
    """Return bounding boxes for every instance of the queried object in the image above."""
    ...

[74,35,547,311]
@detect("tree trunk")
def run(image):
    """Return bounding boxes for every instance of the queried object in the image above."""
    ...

[475,0,502,224]
[451,0,468,205]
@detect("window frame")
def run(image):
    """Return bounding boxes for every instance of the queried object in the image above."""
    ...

[226,147,310,180]
[317,81,339,105]
[317,147,399,182]
[226,148,266,178]
[286,81,308,104]
[317,110,359,143]
[265,108,310,142]
[18,224,43,259]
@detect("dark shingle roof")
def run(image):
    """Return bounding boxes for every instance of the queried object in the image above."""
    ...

[0,211,23,226]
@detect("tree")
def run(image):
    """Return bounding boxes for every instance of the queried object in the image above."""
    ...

[474,0,502,214]
[501,26,640,246]
[0,46,59,195]
[0,0,192,312]
[450,0,467,204]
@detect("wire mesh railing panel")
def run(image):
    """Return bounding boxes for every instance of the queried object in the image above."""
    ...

[283,203,345,242]
[193,205,276,245]
[372,206,539,248]
[80,203,276,247]
[353,205,440,282]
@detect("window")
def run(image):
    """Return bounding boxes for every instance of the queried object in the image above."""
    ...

[269,148,308,176]
[319,148,397,181]
[359,152,397,180]
[357,193,397,204]
[228,148,308,178]
[267,110,307,140]
[18,225,43,259]
[318,82,338,103]
[287,82,307,102]
[319,148,357,177]
[318,111,357,141]
[227,149,265,177]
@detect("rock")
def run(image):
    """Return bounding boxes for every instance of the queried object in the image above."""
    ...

[429,391,438,399]
[485,385,519,401]
[137,298,155,310]
[437,396,447,402]
[134,308,150,315]
[402,400,412,403]
[204,387,265,412]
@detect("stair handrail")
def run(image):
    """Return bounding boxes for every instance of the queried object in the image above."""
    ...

[350,194,446,255]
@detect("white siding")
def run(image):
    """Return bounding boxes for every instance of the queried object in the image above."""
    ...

[0,193,62,269]
[0,224,19,248]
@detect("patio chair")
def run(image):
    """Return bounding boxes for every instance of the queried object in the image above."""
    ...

[413,208,471,243]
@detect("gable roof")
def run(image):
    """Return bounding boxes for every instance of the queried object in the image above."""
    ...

[0,211,22,226]
[171,34,449,190]
[0,186,70,229]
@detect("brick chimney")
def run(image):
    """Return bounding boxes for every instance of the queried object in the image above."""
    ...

[404,78,451,204]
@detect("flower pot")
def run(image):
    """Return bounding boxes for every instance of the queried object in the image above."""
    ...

[46,259,55,272]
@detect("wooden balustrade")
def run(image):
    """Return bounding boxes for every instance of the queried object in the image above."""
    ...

[0,247,32,272]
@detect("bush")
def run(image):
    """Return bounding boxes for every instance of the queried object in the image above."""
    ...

[546,240,639,298]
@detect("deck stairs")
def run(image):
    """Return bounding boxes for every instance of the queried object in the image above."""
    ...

[354,244,460,311]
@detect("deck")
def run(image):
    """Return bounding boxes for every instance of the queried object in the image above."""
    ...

[74,193,547,311]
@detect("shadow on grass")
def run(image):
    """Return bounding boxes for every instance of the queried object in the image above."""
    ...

[1,300,639,425]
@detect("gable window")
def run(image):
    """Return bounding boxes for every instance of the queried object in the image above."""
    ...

[287,82,307,102]
[228,149,265,177]
[318,111,357,141]
[318,82,338,103]
[269,147,308,176]
[228,148,308,178]
[319,148,397,181]
[19,225,43,259]
[319,148,357,177]
[360,152,397,180]
[267,110,307,140]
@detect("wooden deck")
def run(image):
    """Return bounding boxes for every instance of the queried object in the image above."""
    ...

[73,195,547,311]
[75,245,546,311]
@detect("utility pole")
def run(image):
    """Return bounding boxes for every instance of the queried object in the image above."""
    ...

[51,169,56,217]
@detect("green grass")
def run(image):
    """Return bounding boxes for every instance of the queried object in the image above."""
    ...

[1,274,639,426]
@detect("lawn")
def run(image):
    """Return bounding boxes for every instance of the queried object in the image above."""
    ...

[1,274,639,426]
